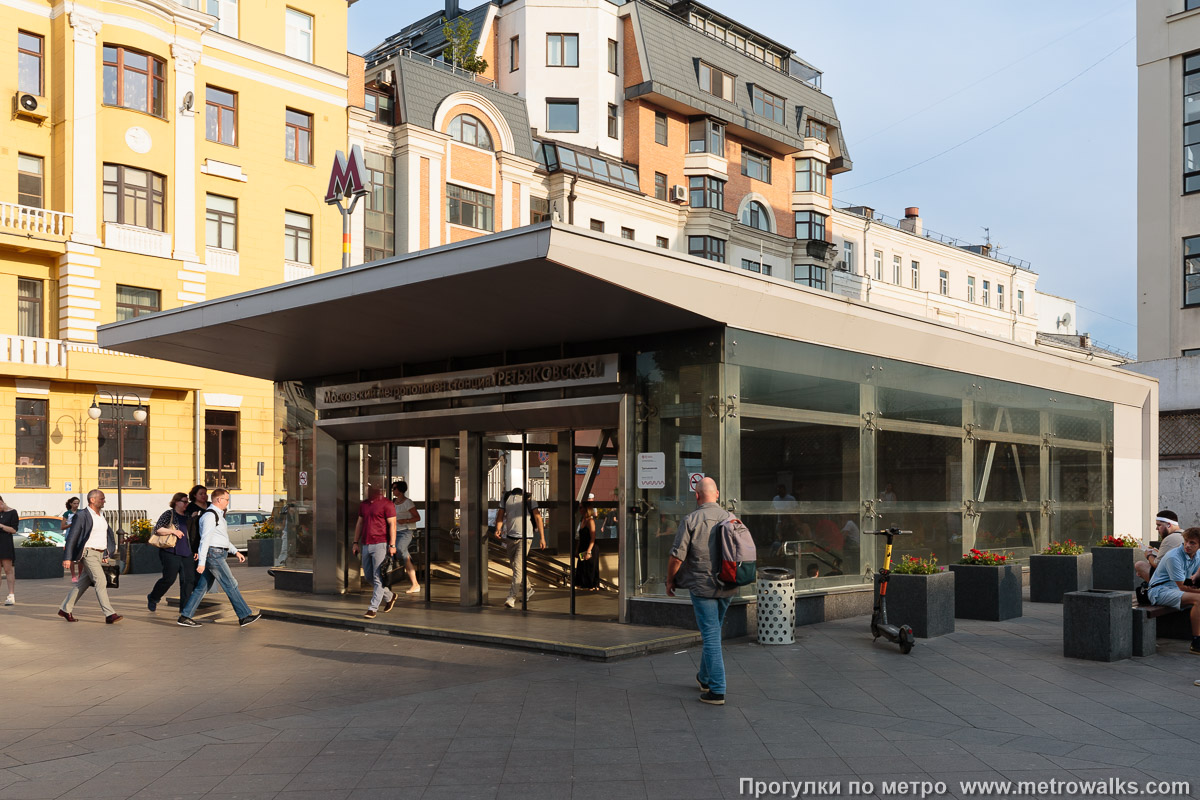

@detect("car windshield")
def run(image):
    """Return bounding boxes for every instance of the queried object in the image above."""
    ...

[19,519,60,533]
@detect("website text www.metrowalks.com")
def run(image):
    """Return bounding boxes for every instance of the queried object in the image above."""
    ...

[739,777,1192,799]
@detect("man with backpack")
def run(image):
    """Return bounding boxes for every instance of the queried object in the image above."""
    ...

[494,487,545,609]
[666,477,737,706]
[176,489,260,628]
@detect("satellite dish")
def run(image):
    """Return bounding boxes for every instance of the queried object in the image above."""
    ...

[181,91,194,111]
[1057,312,1072,330]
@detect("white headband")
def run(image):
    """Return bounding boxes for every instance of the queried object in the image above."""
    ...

[1157,517,1177,525]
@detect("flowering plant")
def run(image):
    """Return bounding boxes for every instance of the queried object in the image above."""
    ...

[959,549,1013,566]
[127,517,152,543]
[250,517,278,539]
[1042,539,1085,555]
[1098,535,1139,548]
[891,553,941,575]
[19,531,56,547]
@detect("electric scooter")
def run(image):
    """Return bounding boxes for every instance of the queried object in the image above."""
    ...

[866,527,915,654]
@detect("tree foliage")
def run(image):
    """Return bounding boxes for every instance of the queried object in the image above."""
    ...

[441,16,488,75]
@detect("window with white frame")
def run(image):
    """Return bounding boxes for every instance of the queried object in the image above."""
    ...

[698,61,734,101]
[938,269,948,296]
[982,280,990,306]
[1017,289,1025,315]
[547,33,578,67]
[873,249,882,281]
[285,8,313,63]
[967,276,976,303]
[17,154,43,209]
[892,254,901,283]
[997,284,1004,311]
[910,260,919,289]
[206,0,238,36]
[842,241,854,273]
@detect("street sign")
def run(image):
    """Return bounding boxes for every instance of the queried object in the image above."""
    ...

[257,461,265,476]
[536,451,549,464]
[688,472,705,492]
[637,452,665,489]
[299,471,308,486]
[64,481,72,492]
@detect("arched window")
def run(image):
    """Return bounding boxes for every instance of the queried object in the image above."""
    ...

[741,200,771,231]
[448,113,494,150]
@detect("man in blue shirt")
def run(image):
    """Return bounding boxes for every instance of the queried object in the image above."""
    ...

[1149,527,1200,654]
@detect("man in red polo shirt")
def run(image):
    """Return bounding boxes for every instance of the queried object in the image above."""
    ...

[351,486,396,619]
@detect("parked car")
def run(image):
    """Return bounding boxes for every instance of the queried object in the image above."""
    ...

[15,516,67,547]
[224,511,269,548]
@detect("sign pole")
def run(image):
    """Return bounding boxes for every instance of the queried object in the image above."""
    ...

[325,144,369,270]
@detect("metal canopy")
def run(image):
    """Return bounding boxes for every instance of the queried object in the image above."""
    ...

[97,225,717,381]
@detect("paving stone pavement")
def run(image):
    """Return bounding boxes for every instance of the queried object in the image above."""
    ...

[3,572,1200,800]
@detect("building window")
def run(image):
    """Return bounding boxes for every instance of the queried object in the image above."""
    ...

[205,0,239,36]
[285,8,313,62]
[982,279,990,306]
[284,210,312,263]
[910,260,919,289]
[448,113,493,149]
[795,158,827,193]
[590,219,604,232]
[688,118,724,156]
[967,275,976,303]
[1185,348,1200,356]
[741,201,770,231]
[805,118,828,142]
[18,31,43,95]
[1188,53,1200,192]
[997,284,1005,311]
[16,399,48,488]
[842,241,855,273]
[742,149,771,183]
[103,46,166,117]
[1017,289,1025,315]
[1190,0,1200,10]
[1186,235,1200,305]
[530,196,550,223]
[447,185,494,231]
[364,89,392,125]
[17,154,43,209]
[794,264,827,290]
[17,279,42,338]
[607,104,618,139]
[205,86,237,145]
[654,172,668,201]
[689,175,724,209]
[547,33,579,67]
[103,164,165,230]
[656,236,669,248]
[205,194,237,250]
[98,403,149,489]
[115,285,160,321]
[741,259,772,276]
[795,211,826,240]
[939,269,949,296]
[608,39,618,74]
[620,227,634,240]
[892,254,901,284]
[204,410,240,489]
[698,61,734,101]
[688,235,725,263]
[285,109,313,164]
[546,99,579,132]
[873,249,882,280]
[364,151,394,261]
[655,111,668,145]
[510,36,519,71]
[751,85,784,124]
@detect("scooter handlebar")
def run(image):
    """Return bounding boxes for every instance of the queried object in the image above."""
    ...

[864,529,913,536]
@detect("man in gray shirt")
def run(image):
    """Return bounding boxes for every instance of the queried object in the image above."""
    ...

[667,477,735,705]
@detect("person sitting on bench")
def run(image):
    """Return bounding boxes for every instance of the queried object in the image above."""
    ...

[1136,510,1184,584]
[1148,526,1200,655]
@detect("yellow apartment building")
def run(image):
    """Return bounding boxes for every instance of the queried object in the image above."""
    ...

[0,0,349,522]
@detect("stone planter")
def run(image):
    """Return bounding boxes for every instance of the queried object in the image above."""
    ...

[125,542,162,574]
[1029,553,1092,603]
[247,538,282,567]
[948,563,1023,621]
[1090,546,1139,591]
[874,570,955,638]
[1063,589,1133,661]
[14,545,65,579]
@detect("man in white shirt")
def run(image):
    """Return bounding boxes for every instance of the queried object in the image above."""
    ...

[1137,510,1185,583]
[391,481,422,595]
[177,489,260,628]
[494,488,545,608]
[58,489,121,624]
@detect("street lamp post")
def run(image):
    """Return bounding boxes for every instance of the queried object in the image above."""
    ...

[88,391,147,536]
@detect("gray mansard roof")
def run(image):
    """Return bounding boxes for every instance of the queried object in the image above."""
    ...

[628,1,851,168]
[365,1,494,67]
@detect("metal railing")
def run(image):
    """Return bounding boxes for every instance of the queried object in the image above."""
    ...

[837,204,1033,271]
[0,201,72,238]
[370,48,496,87]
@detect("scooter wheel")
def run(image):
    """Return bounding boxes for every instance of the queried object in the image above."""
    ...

[899,626,915,654]
[870,623,881,640]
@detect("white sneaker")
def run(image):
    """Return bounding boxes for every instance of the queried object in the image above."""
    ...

[4,594,12,606]
[504,596,516,608]
[526,588,536,600]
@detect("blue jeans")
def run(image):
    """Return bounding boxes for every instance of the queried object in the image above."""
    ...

[180,549,252,620]
[361,542,394,611]
[692,595,732,695]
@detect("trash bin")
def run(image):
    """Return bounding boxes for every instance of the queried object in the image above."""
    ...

[757,567,795,645]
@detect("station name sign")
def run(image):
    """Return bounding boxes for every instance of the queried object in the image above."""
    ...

[317,354,619,410]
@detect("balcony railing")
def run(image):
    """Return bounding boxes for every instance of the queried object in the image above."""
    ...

[284,261,315,281]
[0,334,66,367]
[104,222,172,258]
[0,201,72,239]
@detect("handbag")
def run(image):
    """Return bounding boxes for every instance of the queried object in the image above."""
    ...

[102,561,122,589]
[379,554,397,589]
[148,531,179,549]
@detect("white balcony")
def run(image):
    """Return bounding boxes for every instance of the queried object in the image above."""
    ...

[0,202,72,240]
[284,261,314,281]
[205,246,240,275]
[104,222,172,258]
[0,335,66,368]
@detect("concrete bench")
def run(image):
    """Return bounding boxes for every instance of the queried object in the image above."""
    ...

[1136,602,1192,644]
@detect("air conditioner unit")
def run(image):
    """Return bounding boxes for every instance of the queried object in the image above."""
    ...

[379,68,396,86]
[14,92,47,121]
[670,184,686,203]
[834,260,849,271]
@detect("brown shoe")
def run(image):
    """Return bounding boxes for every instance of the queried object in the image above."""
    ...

[58,610,77,622]
[382,595,397,613]
[363,610,377,619]
[105,614,123,624]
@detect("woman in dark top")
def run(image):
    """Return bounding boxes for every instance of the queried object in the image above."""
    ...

[0,495,18,605]
[573,505,601,591]
[147,492,195,613]
[62,497,80,583]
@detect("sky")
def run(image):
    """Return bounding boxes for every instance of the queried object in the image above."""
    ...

[348,1,1139,355]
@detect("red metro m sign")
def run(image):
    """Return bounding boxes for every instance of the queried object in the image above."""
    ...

[325,145,370,269]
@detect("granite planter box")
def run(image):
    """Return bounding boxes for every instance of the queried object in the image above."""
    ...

[947,563,1023,621]
[1063,589,1133,661]
[125,542,161,574]
[874,570,954,638]
[1090,546,1139,591]
[14,545,65,579]
[247,537,282,567]
[1029,553,1092,603]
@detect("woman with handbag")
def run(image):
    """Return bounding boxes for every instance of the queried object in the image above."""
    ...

[146,493,195,612]
[0,495,18,605]
[572,502,601,592]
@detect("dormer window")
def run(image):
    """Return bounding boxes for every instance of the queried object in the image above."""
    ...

[752,86,784,125]
[365,88,392,125]
[805,119,828,143]
[698,61,734,102]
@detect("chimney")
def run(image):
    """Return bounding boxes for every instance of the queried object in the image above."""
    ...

[897,206,922,236]
[445,0,459,18]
